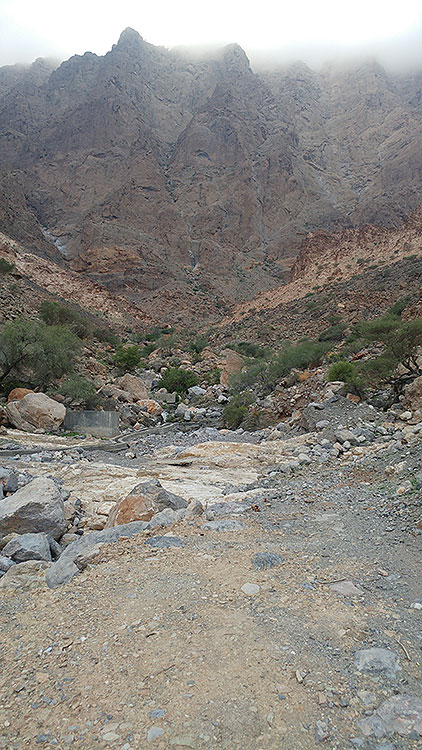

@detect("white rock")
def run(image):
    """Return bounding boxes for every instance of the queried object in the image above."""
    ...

[241,582,260,596]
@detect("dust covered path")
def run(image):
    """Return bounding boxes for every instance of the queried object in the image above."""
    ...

[1,461,421,750]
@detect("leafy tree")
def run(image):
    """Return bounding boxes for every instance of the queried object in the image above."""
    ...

[159,367,198,395]
[356,318,422,395]
[0,317,80,391]
[113,344,142,372]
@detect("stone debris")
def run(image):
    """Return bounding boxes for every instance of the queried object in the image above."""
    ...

[354,648,401,678]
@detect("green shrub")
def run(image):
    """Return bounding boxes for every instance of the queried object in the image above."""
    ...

[145,326,174,342]
[40,300,90,338]
[0,258,14,274]
[235,341,267,358]
[268,339,329,382]
[159,367,198,395]
[93,328,121,347]
[223,392,253,429]
[189,334,208,354]
[318,323,346,342]
[388,297,410,317]
[113,344,142,372]
[60,375,100,409]
[327,360,355,382]
[204,368,221,385]
[0,317,80,391]
[223,403,248,429]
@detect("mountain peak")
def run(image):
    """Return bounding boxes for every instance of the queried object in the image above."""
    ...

[115,27,145,52]
[222,43,251,76]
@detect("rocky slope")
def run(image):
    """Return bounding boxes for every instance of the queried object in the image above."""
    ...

[217,207,422,345]
[0,30,421,321]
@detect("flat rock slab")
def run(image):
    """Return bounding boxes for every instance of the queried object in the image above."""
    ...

[202,519,246,532]
[358,694,422,737]
[354,648,401,678]
[330,580,364,597]
[145,536,184,549]
[252,551,284,570]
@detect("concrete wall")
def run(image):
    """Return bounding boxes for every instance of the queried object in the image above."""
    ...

[64,409,120,438]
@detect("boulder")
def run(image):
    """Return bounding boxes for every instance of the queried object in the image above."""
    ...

[5,393,66,431]
[403,375,422,412]
[0,477,66,540]
[219,349,244,386]
[7,387,34,402]
[45,521,149,588]
[0,560,51,591]
[105,479,188,528]
[137,399,162,415]
[115,373,149,401]
[2,532,52,562]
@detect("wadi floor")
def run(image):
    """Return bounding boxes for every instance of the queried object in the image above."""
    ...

[1,457,421,750]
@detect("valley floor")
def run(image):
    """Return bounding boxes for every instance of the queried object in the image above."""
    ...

[0,431,421,750]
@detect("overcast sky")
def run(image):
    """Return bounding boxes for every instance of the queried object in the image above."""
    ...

[0,0,421,70]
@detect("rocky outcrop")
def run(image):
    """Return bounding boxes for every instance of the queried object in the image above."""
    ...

[0,477,66,539]
[5,393,66,431]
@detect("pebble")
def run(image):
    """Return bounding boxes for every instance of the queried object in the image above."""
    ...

[241,582,260,596]
[251,551,284,570]
[329,580,363,597]
[147,727,164,742]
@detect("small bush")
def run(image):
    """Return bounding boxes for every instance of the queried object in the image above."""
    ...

[93,328,121,347]
[388,297,410,317]
[159,367,198,395]
[235,341,267,358]
[113,344,142,372]
[318,323,346,342]
[204,368,221,385]
[0,317,80,391]
[0,258,14,274]
[189,334,208,354]
[60,375,100,409]
[327,360,355,383]
[40,300,90,338]
[223,392,253,429]
[223,403,248,429]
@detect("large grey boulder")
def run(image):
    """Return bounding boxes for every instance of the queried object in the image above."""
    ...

[5,393,65,431]
[46,521,149,588]
[2,533,52,562]
[0,477,66,540]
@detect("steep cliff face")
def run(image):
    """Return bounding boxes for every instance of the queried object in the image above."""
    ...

[0,29,421,320]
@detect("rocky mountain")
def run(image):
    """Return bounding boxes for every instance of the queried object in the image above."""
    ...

[0,28,421,322]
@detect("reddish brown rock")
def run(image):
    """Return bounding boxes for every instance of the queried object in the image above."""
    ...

[8,388,34,402]
[105,479,188,528]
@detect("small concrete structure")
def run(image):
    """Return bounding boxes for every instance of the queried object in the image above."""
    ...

[64,409,119,438]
